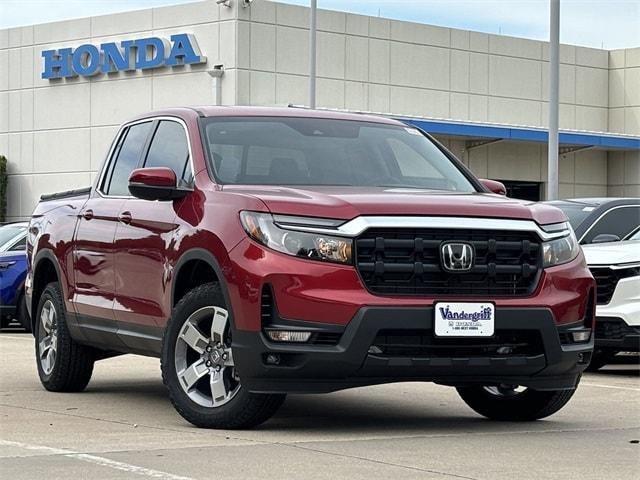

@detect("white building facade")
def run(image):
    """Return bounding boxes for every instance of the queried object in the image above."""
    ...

[1,0,639,221]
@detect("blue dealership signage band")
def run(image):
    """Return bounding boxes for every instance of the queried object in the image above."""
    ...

[42,33,206,79]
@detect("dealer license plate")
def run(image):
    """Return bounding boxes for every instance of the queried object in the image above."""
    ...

[434,302,495,337]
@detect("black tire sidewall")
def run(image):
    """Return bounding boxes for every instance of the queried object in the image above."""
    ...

[457,383,578,421]
[586,350,617,372]
[34,282,94,392]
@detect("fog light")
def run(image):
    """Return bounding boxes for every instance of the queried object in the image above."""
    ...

[572,330,591,342]
[265,354,280,365]
[266,330,312,343]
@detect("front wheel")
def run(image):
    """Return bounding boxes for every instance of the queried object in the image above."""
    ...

[585,350,617,372]
[457,381,579,421]
[161,283,285,429]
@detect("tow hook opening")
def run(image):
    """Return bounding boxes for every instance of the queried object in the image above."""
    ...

[577,351,591,365]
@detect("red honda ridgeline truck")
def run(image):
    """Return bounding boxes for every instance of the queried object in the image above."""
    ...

[26,107,595,429]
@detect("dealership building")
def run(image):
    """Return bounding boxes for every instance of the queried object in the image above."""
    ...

[1,0,639,221]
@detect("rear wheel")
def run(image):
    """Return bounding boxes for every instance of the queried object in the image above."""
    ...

[162,283,285,429]
[35,282,94,392]
[457,381,579,421]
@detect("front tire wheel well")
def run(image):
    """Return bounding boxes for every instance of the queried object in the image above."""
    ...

[173,259,219,307]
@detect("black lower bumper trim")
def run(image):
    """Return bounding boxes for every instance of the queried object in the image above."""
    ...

[0,305,17,320]
[233,307,592,394]
[594,317,640,351]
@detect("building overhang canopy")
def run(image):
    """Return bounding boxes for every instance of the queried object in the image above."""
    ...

[398,117,640,151]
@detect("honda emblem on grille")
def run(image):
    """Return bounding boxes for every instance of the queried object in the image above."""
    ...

[440,242,474,272]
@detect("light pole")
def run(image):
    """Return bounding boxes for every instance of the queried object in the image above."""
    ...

[309,0,317,109]
[547,0,560,200]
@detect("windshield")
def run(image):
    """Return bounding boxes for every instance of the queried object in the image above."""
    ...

[0,224,26,248]
[203,117,476,192]
[548,201,599,230]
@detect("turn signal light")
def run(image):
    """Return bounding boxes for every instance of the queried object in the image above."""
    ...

[571,330,591,342]
[265,330,312,343]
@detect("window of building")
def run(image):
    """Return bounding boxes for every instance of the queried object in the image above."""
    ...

[498,181,541,201]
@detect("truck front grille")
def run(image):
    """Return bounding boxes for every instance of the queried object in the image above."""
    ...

[355,228,541,296]
[590,266,639,305]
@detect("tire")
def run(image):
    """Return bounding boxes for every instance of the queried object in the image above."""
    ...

[17,292,31,333]
[162,282,285,429]
[585,350,616,372]
[456,380,579,421]
[34,282,95,392]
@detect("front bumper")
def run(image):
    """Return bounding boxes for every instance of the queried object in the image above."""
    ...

[227,238,596,331]
[0,304,17,320]
[595,276,640,326]
[593,275,640,352]
[594,316,640,352]
[233,306,593,394]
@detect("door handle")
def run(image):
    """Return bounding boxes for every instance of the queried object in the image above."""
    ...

[82,209,94,220]
[118,211,132,225]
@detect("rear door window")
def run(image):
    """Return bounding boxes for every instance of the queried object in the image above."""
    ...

[103,121,153,196]
[144,120,192,185]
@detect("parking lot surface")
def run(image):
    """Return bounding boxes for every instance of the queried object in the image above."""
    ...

[1,331,638,480]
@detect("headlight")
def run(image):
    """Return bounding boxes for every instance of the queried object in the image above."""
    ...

[240,211,352,264]
[542,227,580,268]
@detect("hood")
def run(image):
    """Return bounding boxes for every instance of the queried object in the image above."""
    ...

[582,240,640,266]
[222,186,566,225]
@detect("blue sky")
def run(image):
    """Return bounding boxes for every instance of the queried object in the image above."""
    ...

[1,0,638,50]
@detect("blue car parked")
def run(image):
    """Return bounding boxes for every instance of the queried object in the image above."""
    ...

[0,222,30,331]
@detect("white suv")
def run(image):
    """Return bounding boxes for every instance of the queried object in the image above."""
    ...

[582,236,640,370]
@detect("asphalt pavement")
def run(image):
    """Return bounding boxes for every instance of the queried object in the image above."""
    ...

[1,330,638,480]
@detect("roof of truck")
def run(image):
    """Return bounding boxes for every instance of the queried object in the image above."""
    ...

[196,106,403,125]
[131,106,405,126]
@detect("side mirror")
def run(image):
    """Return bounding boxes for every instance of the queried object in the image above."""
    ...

[591,233,620,244]
[128,167,190,201]
[480,179,507,196]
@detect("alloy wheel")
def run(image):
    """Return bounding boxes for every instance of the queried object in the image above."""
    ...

[174,306,240,408]
[38,300,58,375]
